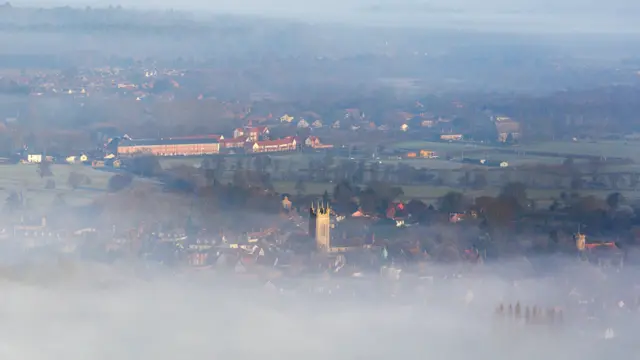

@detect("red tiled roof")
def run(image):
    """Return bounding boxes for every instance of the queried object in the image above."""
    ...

[221,136,247,144]
[254,136,295,146]
[170,134,223,141]
[245,126,268,133]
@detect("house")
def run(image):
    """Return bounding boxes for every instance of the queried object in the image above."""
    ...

[250,137,297,153]
[440,134,463,141]
[344,108,363,120]
[233,126,269,141]
[449,213,466,223]
[462,158,508,167]
[419,150,437,158]
[332,120,341,129]
[280,114,294,123]
[400,124,409,132]
[494,117,522,143]
[396,112,414,122]
[117,137,221,156]
[421,120,436,128]
[220,136,248,149]
[311,120,323,128]
[479,159,508,168]
[65,155,78,164]
[297,119,309,128]
[27,154,42,163]
[116,83,137,90]
[305,136,333,149]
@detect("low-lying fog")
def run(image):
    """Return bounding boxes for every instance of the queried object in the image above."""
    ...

[0,258,637,359]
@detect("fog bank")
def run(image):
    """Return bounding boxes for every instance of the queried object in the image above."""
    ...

[0,260,637,359]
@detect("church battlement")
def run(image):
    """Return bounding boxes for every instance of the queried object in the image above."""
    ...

[310,202,331,216]
[309,202,331,252]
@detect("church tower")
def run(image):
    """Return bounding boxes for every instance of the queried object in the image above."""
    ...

[309,202,331,252]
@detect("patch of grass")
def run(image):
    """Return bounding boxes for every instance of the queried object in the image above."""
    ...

[390,140,494,153]
[518,140,640,160]
[0,164,114,208]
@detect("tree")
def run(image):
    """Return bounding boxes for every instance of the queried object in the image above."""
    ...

[294,179,306,195]
[52,193,66,208]
[4,191,22,212]
[45,179,56,189]
[499,182,528,210]
[472,172,488,189]
[67,171,85,190]
[108,174,133,192]
[37,160,53,178]
[483,196,518,229]
[322,190,330,204]
[333,180,358,213]
[129,155,162,177]
[606,192,624,210]
[438,191,469,214]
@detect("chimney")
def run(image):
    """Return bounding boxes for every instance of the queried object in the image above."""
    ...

[41,216,47,227]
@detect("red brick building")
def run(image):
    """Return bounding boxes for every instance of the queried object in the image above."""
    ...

[117,136,221,156]
[233,126,269,142]
[249,136,297,153]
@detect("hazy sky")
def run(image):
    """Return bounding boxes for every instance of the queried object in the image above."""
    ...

[21,0,638,33]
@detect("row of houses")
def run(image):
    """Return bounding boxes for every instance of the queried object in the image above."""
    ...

[116,127,332,157]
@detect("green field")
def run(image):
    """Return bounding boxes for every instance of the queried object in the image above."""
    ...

[517,140,640,160]
[0,164,116,209]
[390,140,492,154]
[273,180,638,206]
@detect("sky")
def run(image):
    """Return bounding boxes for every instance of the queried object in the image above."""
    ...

[19,0,638,33]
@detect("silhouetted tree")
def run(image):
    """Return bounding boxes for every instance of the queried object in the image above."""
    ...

[438,191,469,214]
[45,179,55,189]
[499,182,529,211]
[606,192,624,210]
[37,160,53,178]
[108,174,133,192]
[295,179,306,195]
[67,171,85,190]
[4,191,22,212]
[129,155,162,177]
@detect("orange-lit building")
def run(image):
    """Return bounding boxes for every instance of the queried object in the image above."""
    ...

[117,136,221,156]
[249,137,297,153]
[233,126,269,142]
[305,136,334,149]
[220,136,248,149]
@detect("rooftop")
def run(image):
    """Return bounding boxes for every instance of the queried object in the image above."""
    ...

[119,137,221,147]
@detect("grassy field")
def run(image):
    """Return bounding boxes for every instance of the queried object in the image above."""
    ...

[273,180,638,206]
[390,140,492,154]
[0,164,116,209]
[517,140,640,160]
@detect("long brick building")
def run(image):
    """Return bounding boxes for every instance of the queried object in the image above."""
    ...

[117,136,222,156]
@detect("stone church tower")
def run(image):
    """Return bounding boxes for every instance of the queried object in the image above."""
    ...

[309,202,331,252]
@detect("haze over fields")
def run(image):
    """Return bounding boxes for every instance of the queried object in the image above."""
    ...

[0,259,635,359]
[19,0,640,33]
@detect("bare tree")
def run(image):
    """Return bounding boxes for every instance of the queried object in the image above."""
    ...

[37,160,53,178]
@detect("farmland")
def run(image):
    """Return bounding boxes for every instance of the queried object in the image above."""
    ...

[0,164,115,209]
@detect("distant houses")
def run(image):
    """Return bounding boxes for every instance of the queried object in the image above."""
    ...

[440,134,463,141]
[114,126,335,157]
[494,116,521,143]
[462,158,509,168]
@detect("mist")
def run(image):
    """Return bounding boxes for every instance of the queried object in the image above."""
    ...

[19,0,640,34]
[0,256,637,359]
